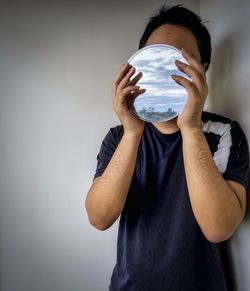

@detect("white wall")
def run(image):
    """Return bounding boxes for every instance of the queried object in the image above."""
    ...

[201,1,250,290]
[0,1,199,291]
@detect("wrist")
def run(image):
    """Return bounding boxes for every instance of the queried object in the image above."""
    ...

[180,123,203,136]
[123,129,143,140]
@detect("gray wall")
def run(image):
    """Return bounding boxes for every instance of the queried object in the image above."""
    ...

[0,1,199,291]
[3,1,250,291]
[200,1,250,290]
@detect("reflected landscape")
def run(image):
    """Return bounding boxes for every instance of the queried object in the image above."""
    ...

[128,44,190,122]
[138,107,177,122]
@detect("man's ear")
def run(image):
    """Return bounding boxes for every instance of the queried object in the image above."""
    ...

[204,63,209,72]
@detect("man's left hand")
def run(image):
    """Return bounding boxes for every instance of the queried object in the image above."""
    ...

[172,48,208,131]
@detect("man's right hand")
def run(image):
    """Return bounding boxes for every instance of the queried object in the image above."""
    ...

[112,63,146,136]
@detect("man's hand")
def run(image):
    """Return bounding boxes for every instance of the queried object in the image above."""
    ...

[172,48,208,131]
[112,63,146,136]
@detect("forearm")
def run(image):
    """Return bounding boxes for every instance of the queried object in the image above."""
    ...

[181,126,243,242]
[86,131,142,230]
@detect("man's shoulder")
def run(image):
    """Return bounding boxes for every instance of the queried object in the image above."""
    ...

[201,110,235,125]
[201,110,241,136]
[106,124,124,144]
[109,124,124,135]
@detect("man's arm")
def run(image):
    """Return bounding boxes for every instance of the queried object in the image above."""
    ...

[173,48,246,243]
[181,125,246,243]
[86,132,141,230]
[85,63,145,230]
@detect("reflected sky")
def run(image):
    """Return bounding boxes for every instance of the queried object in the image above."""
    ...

[128,44,190,122]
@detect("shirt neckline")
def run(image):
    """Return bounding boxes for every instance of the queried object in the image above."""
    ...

[146,122,181,140]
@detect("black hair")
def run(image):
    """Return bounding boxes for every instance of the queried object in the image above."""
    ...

[139,5,212,69]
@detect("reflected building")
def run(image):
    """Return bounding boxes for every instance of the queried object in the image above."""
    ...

[138,106,177,122]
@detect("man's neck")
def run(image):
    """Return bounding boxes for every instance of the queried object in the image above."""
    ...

[152,117,180,134]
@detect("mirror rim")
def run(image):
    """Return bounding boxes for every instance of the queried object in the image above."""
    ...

[128,43,187,123]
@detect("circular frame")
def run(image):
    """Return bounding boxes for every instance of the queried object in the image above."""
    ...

[128,44,189,123]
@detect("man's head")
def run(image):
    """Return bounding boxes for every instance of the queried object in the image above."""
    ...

[139,5,211,71]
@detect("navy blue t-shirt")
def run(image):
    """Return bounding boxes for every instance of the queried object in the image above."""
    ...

[94,111,249,291]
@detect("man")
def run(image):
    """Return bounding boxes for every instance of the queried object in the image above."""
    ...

[85,5,249,291]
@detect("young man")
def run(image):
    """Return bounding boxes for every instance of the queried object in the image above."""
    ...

[85,5,249,291]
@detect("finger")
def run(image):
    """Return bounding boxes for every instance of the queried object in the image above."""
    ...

[116,85,140,102]
[117,66,137,91]
[113,85,140,109]
[113,63,132,88]
[181,48,205,76]
[129,88,146,100]
[128,71,143,86]
[175,60,206,89]
[171,75,199,97]
[127,88,146,108]
[115,86,141,111]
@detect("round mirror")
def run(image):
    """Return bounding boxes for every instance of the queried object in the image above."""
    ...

[128,44,190,123]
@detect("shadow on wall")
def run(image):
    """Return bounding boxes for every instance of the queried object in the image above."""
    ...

[209,32,250,215]
[245,172,250,221]
[221,172,250,291]
[209,32,250,217]
[209,35,250,291]
[209,34,240,116]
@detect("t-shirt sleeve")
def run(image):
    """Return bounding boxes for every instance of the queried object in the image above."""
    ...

[222,121,249,189]
[93,127,122,181]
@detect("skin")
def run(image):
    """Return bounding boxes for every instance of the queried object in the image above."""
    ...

[85,24,246,242]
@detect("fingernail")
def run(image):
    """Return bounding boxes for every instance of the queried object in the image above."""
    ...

[175,60,182,65]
